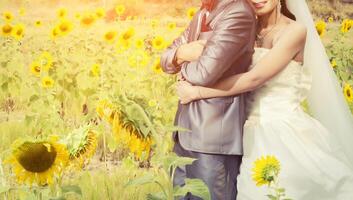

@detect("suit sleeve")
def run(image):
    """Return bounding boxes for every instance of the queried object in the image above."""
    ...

[181,6,255,86]
[160,11,200,74]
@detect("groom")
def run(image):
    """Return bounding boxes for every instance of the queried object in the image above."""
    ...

[161,0,256,199]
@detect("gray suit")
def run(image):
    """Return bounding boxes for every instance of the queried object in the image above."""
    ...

[161,0,256,199]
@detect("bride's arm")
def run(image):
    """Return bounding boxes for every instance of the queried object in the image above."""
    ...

[177,23,307,104]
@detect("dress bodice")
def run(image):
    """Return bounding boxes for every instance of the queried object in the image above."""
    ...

[246,48,312,120]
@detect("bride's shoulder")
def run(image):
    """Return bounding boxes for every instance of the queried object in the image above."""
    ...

[283,18,307,36]
[275,19,307,42]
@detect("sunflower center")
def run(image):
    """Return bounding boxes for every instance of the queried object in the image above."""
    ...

[34,66,41,73]
[156,40,162,46]
[59,24,69,32]
[3,25,12,33]
[82,17,94,25]
[16,29,23,36]
[106,32,114,40]
[347,90,352,97]
[123,33,130,40]
[16,142,57,173]
[261,165,279,183]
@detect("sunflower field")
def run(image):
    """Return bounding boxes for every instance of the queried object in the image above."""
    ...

[0,0,352,199]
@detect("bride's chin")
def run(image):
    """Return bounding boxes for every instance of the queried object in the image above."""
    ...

[255,10,272,16]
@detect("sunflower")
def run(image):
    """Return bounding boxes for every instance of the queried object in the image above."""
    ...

[34,20,42,27]
[187,7,197,20]
[128,133,152,160]
[5,137,69,186]
[315,20,326,37]
[341,19,352,33]
[115,5,126,16]
[328,16,334,23]
[19,7,26,16]
[112,114,131,146]
[61,126,98,169]
[95,7,106,19]
[30,61,41,77]
[152,36,166,50]
[103,30,117,43]
[330,58,337,69]
[41,76,55,88]
[80,12,96,27]
[38,51,53,71]
[90,63,101,77]
[167,22,176,31]
[152,57,163,74]
[1,23,13,36]
[116,39,132,54]
[119,27,135,42]
[56,19,73,36]
[3,11,13,22]
[128,50,151,68]
[111,111,152,160]
[134,38,144,49]
[344,84,353,103]
[50,27,60,40]
[57,8,68,19]
[12,23,25,41]
[252,155,281,186]
[148,100,157,107]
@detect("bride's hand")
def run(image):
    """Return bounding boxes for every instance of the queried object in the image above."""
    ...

[176,81,200,104]
[176,40,207,62]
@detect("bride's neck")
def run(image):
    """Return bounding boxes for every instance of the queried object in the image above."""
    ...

[258,8,278,29]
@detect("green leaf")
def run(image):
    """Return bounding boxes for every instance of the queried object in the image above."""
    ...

[340,71,350,81]
[124,173,155,187]
[1,82,8,92]
[0,186,10,194]
[49,196,66,200]
[60,185,82,196]
[173,178,211,200]
[146,192,166,200]
[29,95,39,103]
[159,153,195,174]
[25,193,37,200]
[277,188,285,193]
[266,194,278,200]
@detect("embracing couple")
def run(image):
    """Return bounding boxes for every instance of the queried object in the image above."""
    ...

[161,0,353,199]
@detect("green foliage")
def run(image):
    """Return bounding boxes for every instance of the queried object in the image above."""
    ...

[126,153,211,200]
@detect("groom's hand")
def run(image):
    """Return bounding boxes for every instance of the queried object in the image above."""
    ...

[175,40,207,64]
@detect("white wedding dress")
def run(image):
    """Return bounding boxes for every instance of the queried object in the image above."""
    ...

[236,48,353,200]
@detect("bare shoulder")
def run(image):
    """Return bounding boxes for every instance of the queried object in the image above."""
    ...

[284,19,307,39]
[272,18,307,49]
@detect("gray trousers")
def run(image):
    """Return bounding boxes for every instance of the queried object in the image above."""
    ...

[173,135,242,200]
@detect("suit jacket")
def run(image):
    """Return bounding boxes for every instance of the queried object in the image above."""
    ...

[161,0,256,155]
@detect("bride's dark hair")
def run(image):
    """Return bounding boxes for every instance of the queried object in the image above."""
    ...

[280,0,296,20]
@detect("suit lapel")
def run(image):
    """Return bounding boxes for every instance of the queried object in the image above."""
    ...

[206,0,234,25]
[191,8,207,41]
[190,0,234,41]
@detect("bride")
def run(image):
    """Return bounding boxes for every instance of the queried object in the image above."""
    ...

[176,0,353,199]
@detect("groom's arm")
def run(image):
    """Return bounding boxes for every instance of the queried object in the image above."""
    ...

[160,11,200,74]
[181,5,255,87]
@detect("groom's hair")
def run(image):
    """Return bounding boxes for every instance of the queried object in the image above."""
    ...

[280,0,296,20]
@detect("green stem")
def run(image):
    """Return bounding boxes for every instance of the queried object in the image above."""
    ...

[154,180,168,200]
[0,158,7,200]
